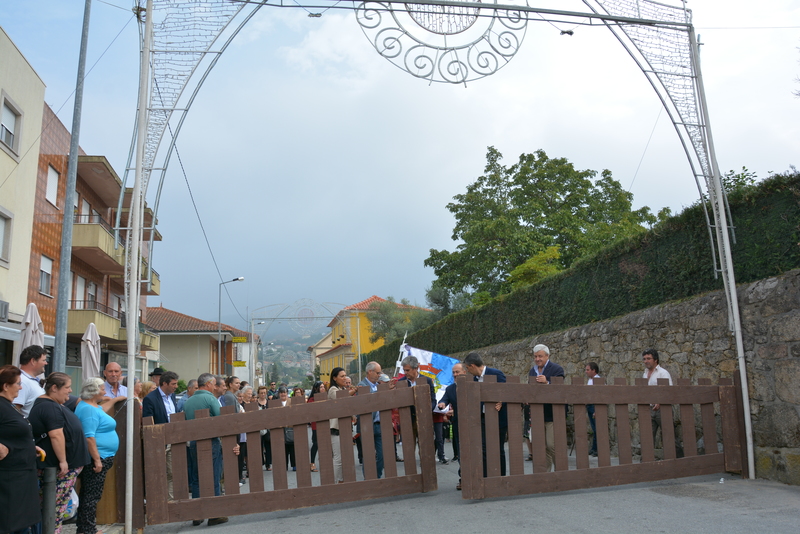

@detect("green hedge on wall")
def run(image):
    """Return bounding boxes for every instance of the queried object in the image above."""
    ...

[365,172,800,369]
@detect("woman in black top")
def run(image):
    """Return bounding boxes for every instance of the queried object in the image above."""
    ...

[0,365,42,534]
[28,372,90,534]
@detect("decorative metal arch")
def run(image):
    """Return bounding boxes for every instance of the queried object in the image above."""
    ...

[119,3,753,499]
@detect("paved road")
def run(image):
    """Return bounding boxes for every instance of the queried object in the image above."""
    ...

[135,461,798,534]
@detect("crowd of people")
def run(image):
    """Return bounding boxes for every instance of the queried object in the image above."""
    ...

[1,342,679,531]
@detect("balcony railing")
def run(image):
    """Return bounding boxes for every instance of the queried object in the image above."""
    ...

[74,214,125,247]
[70,300,125,322]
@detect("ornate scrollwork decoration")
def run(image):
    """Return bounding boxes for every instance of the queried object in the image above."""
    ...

[356,1,529,84]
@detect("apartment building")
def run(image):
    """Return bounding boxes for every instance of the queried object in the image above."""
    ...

[0,27,46,365]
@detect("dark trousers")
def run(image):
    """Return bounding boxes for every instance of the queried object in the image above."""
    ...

[587,404,597,454]
[480,417,506,477]
[434,421,446,461]
[361,421,384,479]
[310,429,318,463]
[261,432,271,467]
[76,455,115,534]
[188,438,222,498]
[237,440,248,479]
[452,419,460,459]
[651,407,684,458]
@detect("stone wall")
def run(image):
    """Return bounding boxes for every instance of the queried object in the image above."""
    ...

[455,269,800,485]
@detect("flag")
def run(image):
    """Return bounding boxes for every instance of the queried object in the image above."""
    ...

[398,344,460,401]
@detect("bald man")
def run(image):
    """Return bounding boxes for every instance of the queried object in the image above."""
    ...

[103,362,127,398]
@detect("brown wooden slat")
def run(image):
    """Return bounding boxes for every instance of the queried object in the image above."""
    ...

[245,431,264,493]
[270,427,287,491]
[529,402,547,473]
[595,402,611,468]
[720,385,743,473]
[163,475,424,525]
[719,378,733,386]
[339,416,356,483]
[614,377,632,465]
[315,419,335,486]
[143,424,169,525]
[220,404,236,415]
[479,453,725,499]
[379,410,397,478]
[660,405,677,460]
[506,402,524,476]
[293,422,312,488]
[638,403,655,463]
[476,383,720,405]
[484,394,502,478]
[552,397,569,471]
[680,403,698,457]
[573,403,589,470]
[398,406,417,476]
[221,434,239,496]
[698,378,711,386]
[458,376,483,499]
[414,384,438,492]
[700,402,717,456]
[171,440,189,500]
[142,415,154,427]
[507,375,520,384]
[360,412,378,480]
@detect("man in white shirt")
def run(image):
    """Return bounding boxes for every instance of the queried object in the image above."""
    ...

[642,349,683,457]
[13,345,48,417]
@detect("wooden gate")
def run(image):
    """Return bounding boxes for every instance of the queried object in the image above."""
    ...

[141,383,436,525]
[458,375,746,499]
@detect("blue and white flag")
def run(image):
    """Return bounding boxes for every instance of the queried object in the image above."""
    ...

[398,344,460,401]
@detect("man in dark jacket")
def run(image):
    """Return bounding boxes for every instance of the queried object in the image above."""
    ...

[142,371,179,498]
[438,362,467,489]
[464,352,507,477]
[397,355,436,446]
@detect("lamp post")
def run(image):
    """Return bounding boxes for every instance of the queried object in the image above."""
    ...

[251,319,264,385]
[218,276,244,374]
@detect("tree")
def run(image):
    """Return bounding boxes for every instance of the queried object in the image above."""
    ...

[508,245,562,290]
[425,147,659,296]
[366,297,435,344]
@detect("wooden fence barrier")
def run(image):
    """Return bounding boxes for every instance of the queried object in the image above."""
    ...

[459,375,745,500]
[141,383,437,525]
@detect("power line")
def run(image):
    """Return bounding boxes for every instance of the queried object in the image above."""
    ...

[628,106,662,192]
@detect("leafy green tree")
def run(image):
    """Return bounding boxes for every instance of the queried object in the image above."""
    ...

[366,297,435,344]
[425,282,472,318]
[508,245,562,290]
[425,147,658,296]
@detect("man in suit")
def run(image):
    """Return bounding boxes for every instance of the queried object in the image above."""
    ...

[438,362,467,489]
[397,355,436,447]
[142,370,179,498]
[463,352,507,477]
[357,361,384,478]
[529,344,565,471]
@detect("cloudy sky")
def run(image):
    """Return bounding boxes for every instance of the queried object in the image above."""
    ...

[2,0,798,338]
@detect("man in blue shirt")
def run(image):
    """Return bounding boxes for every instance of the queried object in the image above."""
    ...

[357,361,384,479]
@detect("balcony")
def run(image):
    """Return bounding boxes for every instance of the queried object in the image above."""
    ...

[116,320,160,352]
[72,214,126,275]
[67,300,122,341]
[141,261,161,296]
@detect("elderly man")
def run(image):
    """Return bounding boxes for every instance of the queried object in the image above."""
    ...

[463,352,507,477]
[103,362,127,398]
[642,349,684,458]
[184,373,240,526]
[397,355,436,446]
[357,361,385,478]
[176,379,197,412]
[13,345,48,417]
[529,344,565,472]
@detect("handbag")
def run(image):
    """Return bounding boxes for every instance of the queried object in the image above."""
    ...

[283,427,294,444]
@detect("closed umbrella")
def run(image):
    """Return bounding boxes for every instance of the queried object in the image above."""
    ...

[13,303,45,366]
[81,322,101,382]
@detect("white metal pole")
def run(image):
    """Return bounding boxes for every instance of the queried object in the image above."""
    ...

[690,28,755,478]
[126,2,153,533]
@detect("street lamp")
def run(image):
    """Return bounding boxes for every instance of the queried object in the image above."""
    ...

[251,319,265,385]
[218,276,244,374]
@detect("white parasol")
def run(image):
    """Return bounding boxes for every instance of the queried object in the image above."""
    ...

[81,322,101,382]
[13,302,45,366]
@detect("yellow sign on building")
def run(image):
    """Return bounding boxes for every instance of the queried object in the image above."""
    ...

[232,361,246,367]
[231,336,247,343]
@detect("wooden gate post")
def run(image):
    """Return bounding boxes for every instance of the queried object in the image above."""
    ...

[458,375,484,499]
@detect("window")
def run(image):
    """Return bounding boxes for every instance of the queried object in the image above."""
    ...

[0,208,11,265]
[0,94,22,158]
[87,282,97,308]
[46,165,59,206]
[39,256,53,295]
[75,275,86,309]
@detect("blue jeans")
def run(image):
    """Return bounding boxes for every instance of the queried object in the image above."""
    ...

[361,421,384,479]
[187,438,223,498]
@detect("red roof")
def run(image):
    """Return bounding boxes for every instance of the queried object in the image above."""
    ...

[145,305,254,340]
[327,296,430,327]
